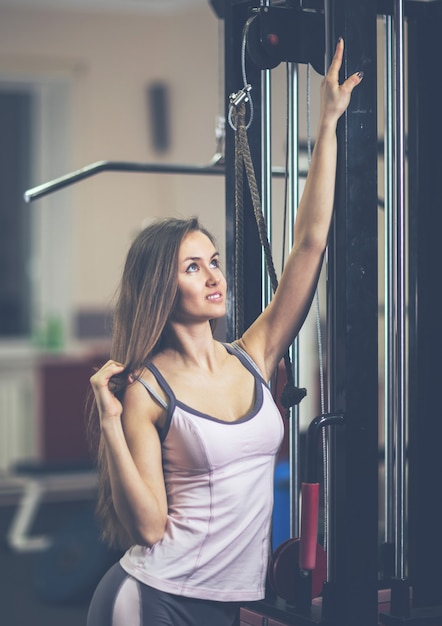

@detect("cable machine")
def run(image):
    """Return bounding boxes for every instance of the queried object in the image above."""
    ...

[223,3,378,624]
[221,1,442,625]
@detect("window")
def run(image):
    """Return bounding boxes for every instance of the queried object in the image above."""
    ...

[0,77,71,344]
[0,90,33,337]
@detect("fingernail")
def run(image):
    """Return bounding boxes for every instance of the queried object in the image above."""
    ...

[357,71,364,79]
[337,36,343,43]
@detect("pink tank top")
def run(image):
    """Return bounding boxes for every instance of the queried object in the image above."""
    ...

[120,343,284,601]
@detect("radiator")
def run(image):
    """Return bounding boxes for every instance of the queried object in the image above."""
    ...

[0,372,37,473]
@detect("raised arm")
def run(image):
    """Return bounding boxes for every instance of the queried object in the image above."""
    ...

[90,360,168,546]
[238,38,363,380]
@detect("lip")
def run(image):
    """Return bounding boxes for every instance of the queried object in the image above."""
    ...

[206,291,223,301]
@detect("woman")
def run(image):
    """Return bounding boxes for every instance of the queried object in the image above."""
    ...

[87,38,362,626]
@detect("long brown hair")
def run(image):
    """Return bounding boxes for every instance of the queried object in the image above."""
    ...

[88,216,216,548]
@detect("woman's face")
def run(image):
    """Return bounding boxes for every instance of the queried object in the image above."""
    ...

[172,230,227,323]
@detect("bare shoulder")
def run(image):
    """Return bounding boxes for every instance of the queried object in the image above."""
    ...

[121,371,167,504]
[235,337,270,381]
[122,368,168,431]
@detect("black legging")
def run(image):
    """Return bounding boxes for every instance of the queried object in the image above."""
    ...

[87,563,240,626]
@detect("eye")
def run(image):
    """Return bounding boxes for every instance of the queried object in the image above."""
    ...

[185,262,199,273]
[210,257,221,269]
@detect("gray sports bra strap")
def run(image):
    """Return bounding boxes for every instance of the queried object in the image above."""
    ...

[228,342,267,381]
[137,377,168,409]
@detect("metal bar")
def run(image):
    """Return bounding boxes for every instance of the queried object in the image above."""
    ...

[407,2,442,608]
[24,160,291,203]
[24,160,224,202]
[383,12,396,578]
[260,1,273,314]
[286,61,301,540]
[323,2,334,585]
[323,1,379,624]
[261,68,273,310]
[393,0,407,583]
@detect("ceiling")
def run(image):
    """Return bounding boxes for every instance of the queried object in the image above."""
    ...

[0,0,208,15]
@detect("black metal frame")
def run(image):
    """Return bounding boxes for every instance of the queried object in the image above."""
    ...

[224,3,378,624]
[406,0,442,615]
[225,0,442,626]
[324,3,379,624]
[223,1,442,624]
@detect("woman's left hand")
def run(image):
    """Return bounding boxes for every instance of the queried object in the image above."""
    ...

[319,37,364,127]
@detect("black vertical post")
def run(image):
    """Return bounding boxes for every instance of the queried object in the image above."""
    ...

[224,1,380,624]
[407,0,442,611]
[224,0,263,341]
[325,1,379,625]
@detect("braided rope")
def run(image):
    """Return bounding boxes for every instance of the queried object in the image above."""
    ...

[234,105,245,336]
[231,101,306,412]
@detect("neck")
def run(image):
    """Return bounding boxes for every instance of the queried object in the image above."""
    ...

[162,320,220,369]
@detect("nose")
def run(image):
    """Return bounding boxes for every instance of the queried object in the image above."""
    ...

[206,268,220,286]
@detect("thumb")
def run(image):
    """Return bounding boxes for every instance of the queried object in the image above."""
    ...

[342,70,364,95]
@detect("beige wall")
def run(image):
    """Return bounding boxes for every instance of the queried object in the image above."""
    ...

[0,5,327,319]
[0,5,225,313]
